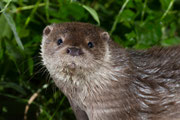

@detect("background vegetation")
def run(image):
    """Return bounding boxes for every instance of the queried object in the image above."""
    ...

[0,0,180,120]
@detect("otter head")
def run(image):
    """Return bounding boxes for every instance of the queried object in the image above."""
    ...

[41,22,111,82]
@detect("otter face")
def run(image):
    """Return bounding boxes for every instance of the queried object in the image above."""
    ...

[41,22,110,76]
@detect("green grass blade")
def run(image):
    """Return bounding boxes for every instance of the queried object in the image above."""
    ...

[161,0,175,20]
[0,0,12,13]
[24,0,42,27]
[45,0,49,21]
[110,0,130,35]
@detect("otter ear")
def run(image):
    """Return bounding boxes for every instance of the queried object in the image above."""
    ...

[100,32,110,41]
[43,25,53,36]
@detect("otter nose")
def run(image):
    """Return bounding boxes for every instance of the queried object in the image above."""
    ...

[66,47,83,56]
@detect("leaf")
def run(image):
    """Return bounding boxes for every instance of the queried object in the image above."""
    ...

[3,13,24,50]
[124,31,136,46]
[161,37,180,46]
[134,21,162,49]
[81,4,100,25]
[119,9,136,28]
[0,2,24,50]
[119,9,136,22]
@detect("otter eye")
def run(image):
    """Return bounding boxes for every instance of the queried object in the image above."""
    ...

[88,42,94,48]
[57,38,63,45]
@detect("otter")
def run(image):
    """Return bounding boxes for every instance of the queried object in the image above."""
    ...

[41,22,180,120]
